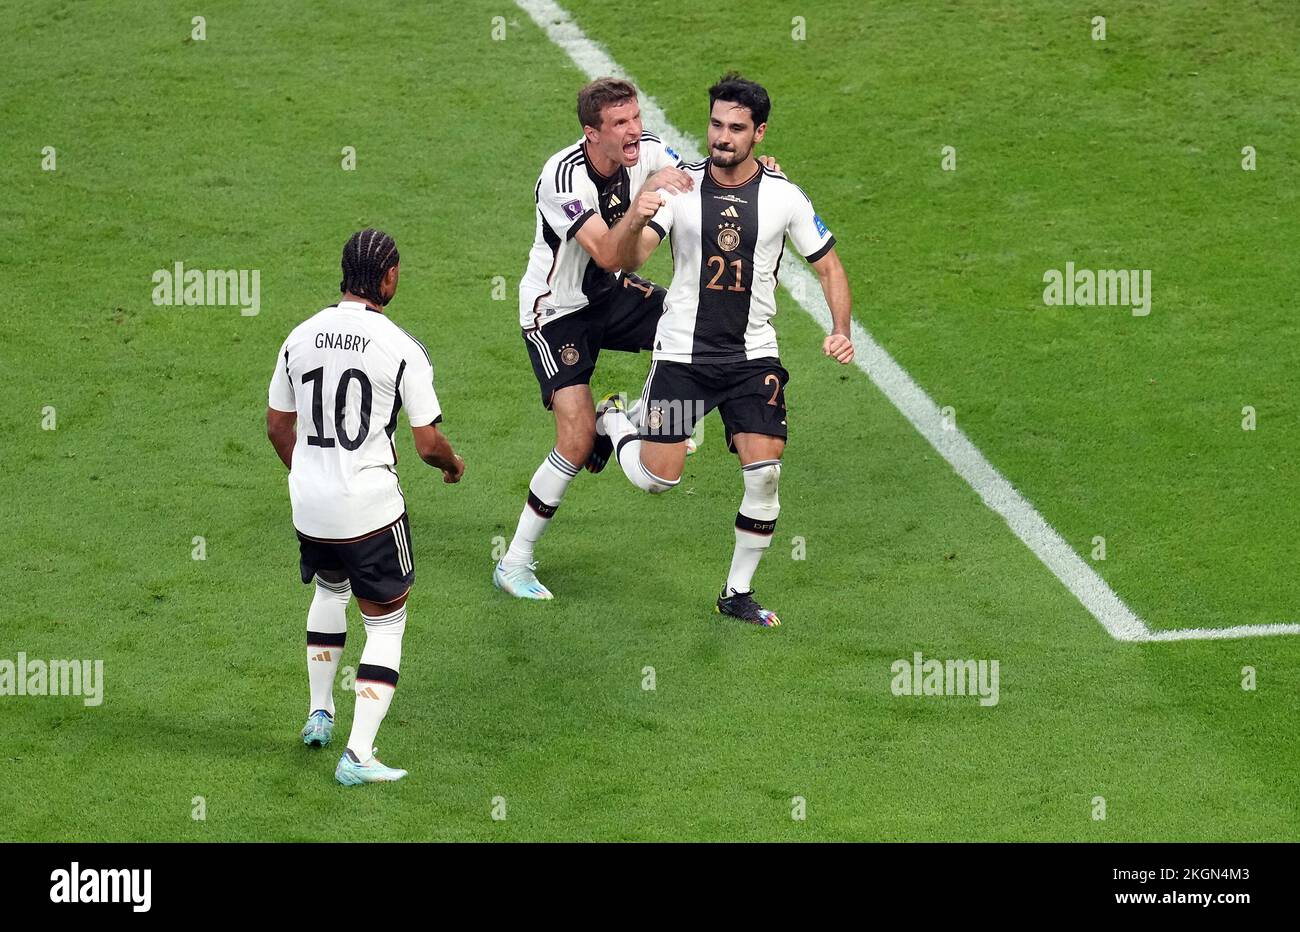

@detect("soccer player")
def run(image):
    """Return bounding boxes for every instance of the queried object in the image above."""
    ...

[494,77,693,601]
[266,228,465,785]
[600,74,855,626]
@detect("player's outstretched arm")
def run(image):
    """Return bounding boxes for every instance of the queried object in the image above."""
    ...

[411,423,465,484]
[266,407,296,469]
[810,248,855,364]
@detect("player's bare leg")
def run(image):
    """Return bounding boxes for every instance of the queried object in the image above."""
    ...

[551,383,598,468]
[495,384,595,600]
[717,432,785,627]
[335,589,409,785]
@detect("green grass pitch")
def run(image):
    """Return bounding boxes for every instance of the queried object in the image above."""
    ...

[2,0,1297,840]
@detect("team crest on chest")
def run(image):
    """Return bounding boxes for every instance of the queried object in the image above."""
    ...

[717,221,741,252]
[559,343,580,366]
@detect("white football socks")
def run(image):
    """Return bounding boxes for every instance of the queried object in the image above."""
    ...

[306,577,350,716]
[602,408,679,494]
[346,604,406,762]
[726,461,781,595]
[502,449,580,568]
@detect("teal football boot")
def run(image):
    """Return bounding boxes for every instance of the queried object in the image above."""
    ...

[335,748,408,786]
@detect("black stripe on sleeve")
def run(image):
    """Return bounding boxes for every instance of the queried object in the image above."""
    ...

[567,208,596,241]
[554,149,582,193]
[804,235,836,264]
[555,155,574,192]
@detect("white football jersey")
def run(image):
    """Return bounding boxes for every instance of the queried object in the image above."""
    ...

[519,132,683,329]
[647,160,835,364]
[268,300,441,540]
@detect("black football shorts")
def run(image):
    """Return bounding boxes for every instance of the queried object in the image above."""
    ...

[522,273,666,409]
[297,513,414,604]
[637,358,789,450]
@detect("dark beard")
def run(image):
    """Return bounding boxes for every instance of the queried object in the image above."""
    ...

[711,147,744,167]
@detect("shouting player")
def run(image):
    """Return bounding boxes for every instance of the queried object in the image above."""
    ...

[601,74,855,627]
[267,228,465,785]
[494,78,692,601]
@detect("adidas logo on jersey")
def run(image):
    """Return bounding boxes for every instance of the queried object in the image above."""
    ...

[720,205,739,218]
[608,193,622,208]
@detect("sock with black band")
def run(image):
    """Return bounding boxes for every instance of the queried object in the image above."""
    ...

[307,576,350,716]
[502,448,579,568]
[603,408,680,494]
[346,604,406,762]
[726,460,782,595]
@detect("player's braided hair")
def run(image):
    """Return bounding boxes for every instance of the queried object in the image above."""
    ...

[340,228,400,305]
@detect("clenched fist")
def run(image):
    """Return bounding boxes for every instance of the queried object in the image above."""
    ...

[823,333,854,364]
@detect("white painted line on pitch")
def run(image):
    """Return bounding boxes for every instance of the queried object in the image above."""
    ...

[516,0,1298,643]
[1141,623,1300,642]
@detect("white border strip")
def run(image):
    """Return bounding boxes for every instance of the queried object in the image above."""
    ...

[1143,623,1300,642]
[516,0,1297,643]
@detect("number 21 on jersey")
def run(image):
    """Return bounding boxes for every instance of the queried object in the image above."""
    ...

[705,256,746,292]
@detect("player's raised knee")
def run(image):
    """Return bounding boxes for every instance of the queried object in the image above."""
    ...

[638,461,680,493]
[741,459,781,515]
